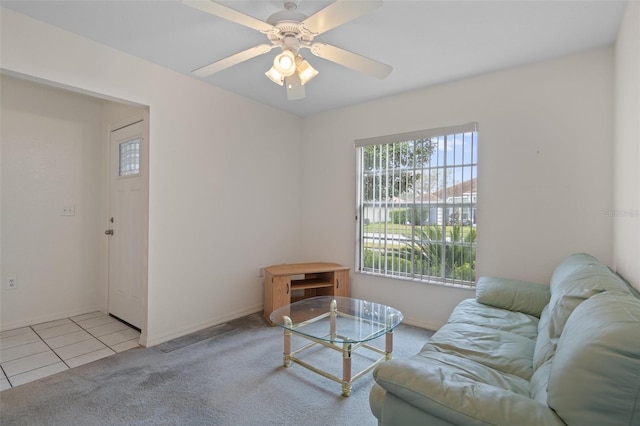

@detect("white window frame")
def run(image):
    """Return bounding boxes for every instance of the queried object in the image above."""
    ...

[355,122,478,288]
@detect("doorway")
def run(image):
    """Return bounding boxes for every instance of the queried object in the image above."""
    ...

[0,73,149,342]
[107,118,149,331]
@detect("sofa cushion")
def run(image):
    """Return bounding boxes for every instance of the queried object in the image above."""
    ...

[476,276,550,318]
[369,383,385,421]
[547,292,640,426]
[529,359,553,405]
[373,353,564,426]
[420,322,536,380]
[532,306,555,372]
[548,261,631,338]
[549,252,599,288]
[448,299,539,340]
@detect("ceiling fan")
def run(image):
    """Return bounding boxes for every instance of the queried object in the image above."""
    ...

[182,0,393,100]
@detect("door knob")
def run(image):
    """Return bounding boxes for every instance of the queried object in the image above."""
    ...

[105,229,114,235]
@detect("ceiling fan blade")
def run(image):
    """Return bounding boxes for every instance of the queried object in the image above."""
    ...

[285,73,306,101]
[310,42,392,79]
[192,44,276,77]
[182,0,276,33]
[302,0,382,35]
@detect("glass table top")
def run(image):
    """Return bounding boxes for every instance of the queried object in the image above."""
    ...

[269,296,403,344]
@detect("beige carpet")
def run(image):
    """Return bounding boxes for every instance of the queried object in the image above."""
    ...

[0,313,433,426]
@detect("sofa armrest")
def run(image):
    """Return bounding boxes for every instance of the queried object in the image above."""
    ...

[476,276,550,317]
[373,358,564,426]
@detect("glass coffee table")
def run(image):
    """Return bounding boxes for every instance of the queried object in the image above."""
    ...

[269,296,403,397]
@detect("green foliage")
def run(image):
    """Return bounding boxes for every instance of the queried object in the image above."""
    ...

[363,139,436,171]
[406,207,430,225]
[449,224,463,242]
[390,209,408,224]
[362,139,437,201]
[389,208,430,226]
[362,223,476,284]
[363,249,413,272]
[453,261,476,281]
[465,227,477,243]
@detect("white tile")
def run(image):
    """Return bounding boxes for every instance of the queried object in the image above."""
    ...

[0,315,128,387]
[32,318,73,331]
[0,341,49,363]
[65,348,115,368]
[1,350,61,377]
[35,323,82,340]
[70,311,104,322]
[87,321,129,337]
[44,329,94,349]
[99,328,140,346]
[54,339,107,361]
[76,315,117,329]
[1,376,12,391]
[0,327,33,338]
[8,362,68,387]
[110,339,140,353]
[0,330,41,350]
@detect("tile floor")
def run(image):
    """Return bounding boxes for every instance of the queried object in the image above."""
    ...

[0,312,141,391]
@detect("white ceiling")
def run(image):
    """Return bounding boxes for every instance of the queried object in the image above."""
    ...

[2,0,627,116]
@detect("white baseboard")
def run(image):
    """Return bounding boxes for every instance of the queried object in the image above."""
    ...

[143,303,263,347]
[401,317,442,332]
[141,307,442,347]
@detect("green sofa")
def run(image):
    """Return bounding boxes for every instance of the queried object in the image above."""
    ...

[370,253,640,426]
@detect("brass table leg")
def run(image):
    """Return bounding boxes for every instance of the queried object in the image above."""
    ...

[330,299,337,341]
[385,329,394,360]
[342,340,352,397]
[283,315,292,367]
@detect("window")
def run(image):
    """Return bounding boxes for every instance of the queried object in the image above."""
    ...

[119,138,141,176]
[355,123,478,287]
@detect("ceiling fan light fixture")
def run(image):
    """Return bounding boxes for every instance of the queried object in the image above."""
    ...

[273,50,296,77]
[295,56,318,85]
[285,72,305,101]
[265,67,285,86]
[184,0,393,102]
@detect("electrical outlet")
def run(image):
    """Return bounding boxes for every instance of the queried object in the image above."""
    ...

[62,205,75,216]
[7,277,17,290]
[259,268,265,278]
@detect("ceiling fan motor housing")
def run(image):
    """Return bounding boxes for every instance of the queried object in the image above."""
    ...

[282,33,301,52]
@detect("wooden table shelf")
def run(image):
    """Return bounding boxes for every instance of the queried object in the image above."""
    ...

[263,262,350,325]
[292,281,333,290]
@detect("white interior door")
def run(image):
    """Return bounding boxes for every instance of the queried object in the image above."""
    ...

[107,120,148,329]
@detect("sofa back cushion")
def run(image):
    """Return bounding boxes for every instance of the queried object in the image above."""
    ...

[549,253,599,289]
[548,257,631,338]
[547,292,640,425]
[532,305,555,372]
[476,276,550,318]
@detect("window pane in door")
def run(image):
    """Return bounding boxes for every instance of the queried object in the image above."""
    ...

[119,138,141,176]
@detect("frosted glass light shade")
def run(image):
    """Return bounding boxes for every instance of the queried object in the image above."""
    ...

[295,57,318,85]
[265,67,284,85]
[273,50,296,77]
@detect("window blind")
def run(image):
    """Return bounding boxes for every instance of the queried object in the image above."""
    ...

[355,122,478,287]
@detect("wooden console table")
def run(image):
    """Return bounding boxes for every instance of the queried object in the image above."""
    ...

[263,262,350,324]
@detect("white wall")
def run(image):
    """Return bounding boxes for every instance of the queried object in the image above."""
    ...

[1,8,304,345]
[301,47,614,329]
[613,1,640,291]
[0,76,107,328]
[0,5,627,339]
